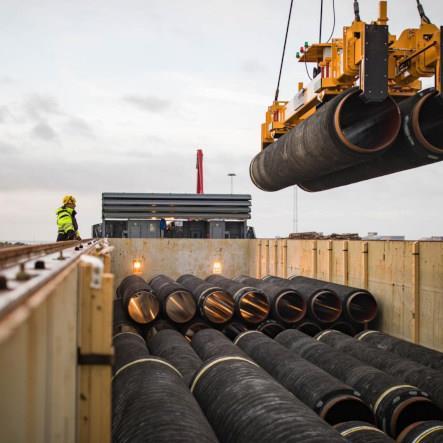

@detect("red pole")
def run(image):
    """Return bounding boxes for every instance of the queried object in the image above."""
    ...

[196,149,204,194]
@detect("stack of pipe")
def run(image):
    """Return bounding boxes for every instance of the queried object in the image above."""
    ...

[112,330,218,443]
[190,329,348,442]
[397,420,443,442]
[205,274,271,324]
[334,421,394,442]
[275,329,442,438]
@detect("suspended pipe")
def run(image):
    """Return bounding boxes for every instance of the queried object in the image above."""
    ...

[192,328,249,361]
[180,318,212,341]
[112,332,218,443]
[250,87,401,192]
[206,275,270,324]
[177,274,235,324]
[316,329,443,411]
[263,275,342,323]
[296,321,323,336]
[222,321,249,341]
[356,330,443,371]
[299,89,443,191]
[190,337,348,442]
[149,274,197,324]
[235,275,307,324]
[145,318,176,341]
[275,329,441,437]
[397,420,443,443]
[116,275,160,324]
[234,330,374,425]
[334,421,394,443]
[147,329,203,386]
[289,276,377,324]
[256,319,286,338]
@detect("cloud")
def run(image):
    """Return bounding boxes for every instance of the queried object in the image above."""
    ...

[64,117,95,138]
[123,95,172,113]
[0,106,10,123]
[241,59,267,74]
[0,141,18,155]
[31,122,58,141]
[25,94,63,120]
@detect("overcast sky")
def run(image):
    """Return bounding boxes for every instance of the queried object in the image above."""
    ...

[0,0,442,241]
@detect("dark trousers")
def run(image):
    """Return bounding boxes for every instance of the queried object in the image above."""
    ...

[57,231,76,242]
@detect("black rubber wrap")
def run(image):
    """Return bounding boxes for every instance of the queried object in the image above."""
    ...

[334,421,394,442]
[317,329,443,411]
[250,87,400,192]
[300,89,443,191]
[263,275,342,323]
[356,329,443,371]
[296,321,323,336]
[112,331,150,375]
[289,275,377,323]
[256,319,286,338]
[149,274,197,324]
[145,318,176,341]
[177,274,234,324]
[397,420,443,443]
[235,275,307,324]
[112,331,218,443]
[275,329,441,437]
[113,299,139,335]
[331,321,358,336]
[147,329,203,386]
[190,332,347,442]
[206,274,270,324]
[235,331,374,425]
[222,321,249,341]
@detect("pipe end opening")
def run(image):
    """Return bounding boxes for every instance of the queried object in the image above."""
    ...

[321,396,375,426]
[128,291,160,324]
[203,290,235,324]
[165,290,197,323]
[312,290,342,323]
[275,290,307,324]
[347,291,378,323]
[239,291,270,324]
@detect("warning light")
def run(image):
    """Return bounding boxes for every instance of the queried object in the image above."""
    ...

[212,261,222,275]
[132,259,142,274]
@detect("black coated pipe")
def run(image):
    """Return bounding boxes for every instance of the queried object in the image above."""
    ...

[276,329,441,437]
[256,319,286,338]
[331,321,358,336]
[112,331,150,374]
[206,274,270,324]
[334,421,394,442]
[145,318,176,341]
[116,275,160,324]
[147,329,203,386]
[234,330,374,425]
[192,328,249,361]
[296,321,323,336]
[250,87,401,192]
[289,276,377,324]
[149,274,197,324]
[113,298,140,335]
[299,89,443,191]
[177,274,235,324]
[180,318,212,341]
[222,321,249,341]
[317,329,443,411]
[112,332,218,443]
[356,330,443,371]
[397,420,443,443]
[190,339,347,442]
[235,275,307,324]
[263,275,342,323]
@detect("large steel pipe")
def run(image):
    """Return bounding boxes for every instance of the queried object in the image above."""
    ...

[263,275,342,323]
[296,321,323,336]
[317,330,443,411]
[180,318,212,341]
[192,328,249,361]
[177,274,235,324]
[222,321,249,341]
[147,329,203,386]
[206,275,270,324]
[250,88,401,192]
[149,274,197,324]
[357,330,443,371]
[331,321,358,336]
[334,421,394,442]
[235,275,307,324]
[116,275,160,324]
[145,318,176,341]
[112,332,218,443]
[300,89,443,191]
[234,330,374,425]
[113,298,139,335]
[289,276,377,324]
[113,331,150,374]
[397,420,443,443]
[276,329,441,437]
[190,337,347,442]
[256,319,286,338]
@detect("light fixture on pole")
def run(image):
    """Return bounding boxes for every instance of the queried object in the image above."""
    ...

[227,173,236,194]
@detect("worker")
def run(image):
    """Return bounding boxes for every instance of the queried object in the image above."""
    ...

[160,218,166,238]
[56,195,81,241]
[246,226,256,239]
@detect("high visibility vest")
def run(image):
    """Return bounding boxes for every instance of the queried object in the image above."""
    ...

[56,206,77,234]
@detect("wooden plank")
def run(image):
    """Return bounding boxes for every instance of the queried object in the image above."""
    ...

[343,241,349,286]
[282,240,288,278]
[412,242,420,343]
[312,240,318,278]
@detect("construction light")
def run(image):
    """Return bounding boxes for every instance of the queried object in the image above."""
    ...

[132,259,142,274]
[213,261,222,275]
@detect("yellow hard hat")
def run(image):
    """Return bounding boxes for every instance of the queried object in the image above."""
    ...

[63,195,77,206]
